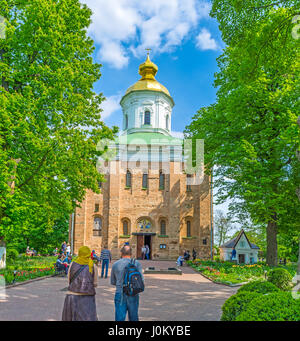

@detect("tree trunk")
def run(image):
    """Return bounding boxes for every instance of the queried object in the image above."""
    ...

[266,220,278,266]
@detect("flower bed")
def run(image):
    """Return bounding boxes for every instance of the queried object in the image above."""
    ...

[187,259,296,285]
[0,256,57,285]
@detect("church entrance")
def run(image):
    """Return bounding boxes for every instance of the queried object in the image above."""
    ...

[135,233,154,260]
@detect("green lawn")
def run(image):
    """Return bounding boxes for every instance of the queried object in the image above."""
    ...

[187,259,297,285]
[0,255,58,285]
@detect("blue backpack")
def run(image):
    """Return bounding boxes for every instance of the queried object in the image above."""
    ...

[123,259,144,296]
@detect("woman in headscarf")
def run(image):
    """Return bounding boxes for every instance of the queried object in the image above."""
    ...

[62,246,98,321]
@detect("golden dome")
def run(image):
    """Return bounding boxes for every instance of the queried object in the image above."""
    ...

[121,54,173,103]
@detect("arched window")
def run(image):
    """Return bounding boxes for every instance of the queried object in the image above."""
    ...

[142,173,148,189]
[123,220,129,236]
[166,115,169,130]
[186,220,191,237]
[160,220,166,236]
[159,171,165,190]
[125,115,128,129]
[126,170,131,188]
[93,217,102,236]
[144,111,151,125]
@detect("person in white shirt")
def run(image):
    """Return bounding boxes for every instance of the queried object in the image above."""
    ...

[141,245,146,260]
[66,244,71,256]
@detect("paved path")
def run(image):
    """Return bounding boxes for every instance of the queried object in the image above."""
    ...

[0,261,237,321]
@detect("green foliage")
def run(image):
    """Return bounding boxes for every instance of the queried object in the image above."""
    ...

[188,259,297,285]
[236,292,300,321]
[237,280,279,294]
[0,255,57,284]
[0,0,117,249]
[277,230,300,262]
[267,268,293,290]
[185,0,300,266]
[6,248,19,261]
[221,292,261,321]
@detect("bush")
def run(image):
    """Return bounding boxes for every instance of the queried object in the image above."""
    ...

[221,292,261,321]
[237,280,280,294]
[236,292,300,321]
[267,268,292,291]
[6,249,19,261]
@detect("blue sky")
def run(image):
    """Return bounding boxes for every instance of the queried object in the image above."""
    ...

[81,0,232,220]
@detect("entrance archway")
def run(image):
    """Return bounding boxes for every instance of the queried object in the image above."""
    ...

[133,232,156,260]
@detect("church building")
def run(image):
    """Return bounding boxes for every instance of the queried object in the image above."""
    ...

[71,54,213,260]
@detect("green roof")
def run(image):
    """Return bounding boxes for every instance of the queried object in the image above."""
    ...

[114,132,183,146]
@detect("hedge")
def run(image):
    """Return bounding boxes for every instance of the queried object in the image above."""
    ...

[267,268,292,291]
[236,292,300,321]
[237,280,280,295]
[221,291,261,321]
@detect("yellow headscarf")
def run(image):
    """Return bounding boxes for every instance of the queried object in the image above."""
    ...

[74,246,94,273]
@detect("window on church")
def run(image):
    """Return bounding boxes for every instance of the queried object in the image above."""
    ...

[187,220,191,237]
[95,204,99,212]
[186,174,192,192]
[142,173,148,189]
[160,220,166,235]
[123,220,129,235]
[93,217,102,236]
[144,111,151,125]
[170,146,175,161]
[98,181,102,189]
[203,238,207,245]
[159,171,165,190]
[124,115,128,129]
[166,115,169,130]
[126,170,131,188]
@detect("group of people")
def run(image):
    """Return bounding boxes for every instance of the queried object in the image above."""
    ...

[62,245,144,322]
[55,241,73,274]
[141,244,150,260]
[56,254,73,274]
[176,248,197,266]
[60,241,71,256]
[26,246,37,257]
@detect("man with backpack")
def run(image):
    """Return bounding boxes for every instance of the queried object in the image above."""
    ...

[110,245,144,321]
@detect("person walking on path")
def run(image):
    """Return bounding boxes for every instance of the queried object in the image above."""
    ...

[62,246,98,321]
[231,247,237,261]
[111,245,144,321]
[100,245,112,278]
[145,244,150,260]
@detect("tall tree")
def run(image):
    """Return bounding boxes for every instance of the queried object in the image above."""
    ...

[185,1,300,266]
[0,0,117,245]
[214,210,234,247]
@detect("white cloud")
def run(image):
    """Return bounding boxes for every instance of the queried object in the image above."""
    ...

[81,0,212,68]
[100,94,122,119]
[196,28,218,51]
[171,131,184,139]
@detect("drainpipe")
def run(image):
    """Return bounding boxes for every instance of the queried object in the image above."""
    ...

[70,212,75,255]
[210,170,213,260]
